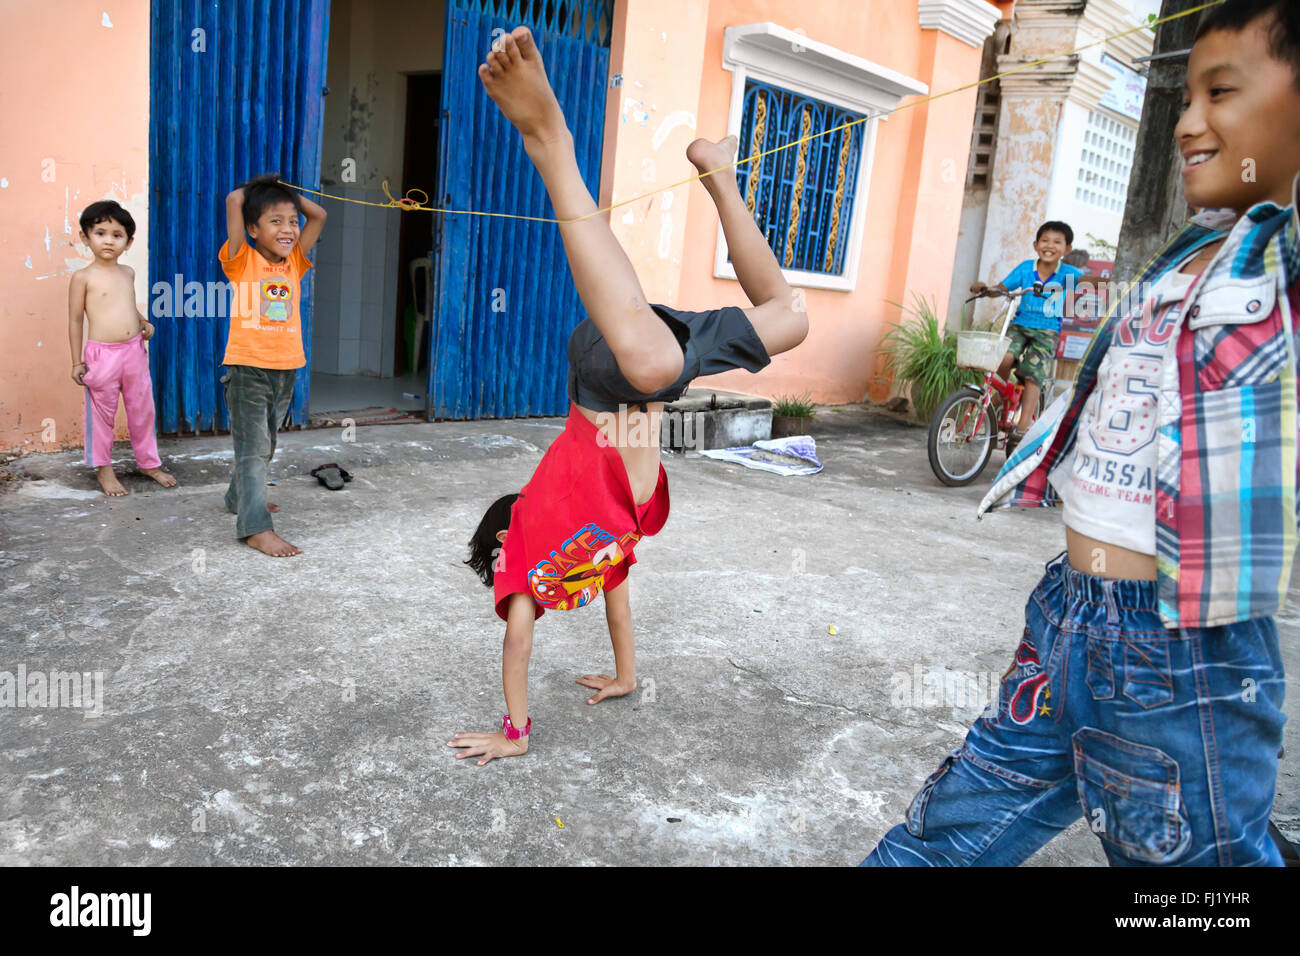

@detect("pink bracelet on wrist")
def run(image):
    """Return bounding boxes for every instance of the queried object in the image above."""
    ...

[502,714,531,740]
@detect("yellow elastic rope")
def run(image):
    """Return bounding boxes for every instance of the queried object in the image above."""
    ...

[279,0,1222,226]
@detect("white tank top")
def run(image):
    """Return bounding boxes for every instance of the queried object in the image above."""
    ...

[1052,267,1197,554]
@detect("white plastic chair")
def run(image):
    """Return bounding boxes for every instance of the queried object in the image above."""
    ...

[409,257,431,371]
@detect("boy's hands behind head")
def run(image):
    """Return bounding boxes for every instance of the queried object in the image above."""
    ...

[237,172,285,193]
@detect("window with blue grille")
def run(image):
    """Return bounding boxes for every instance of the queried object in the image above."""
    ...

[452,0,612,45]
[732,79,866,278]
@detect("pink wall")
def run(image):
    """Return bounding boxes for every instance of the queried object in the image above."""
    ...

[603,0,990,405]
[600,0,713,310]
[0,1,150,456]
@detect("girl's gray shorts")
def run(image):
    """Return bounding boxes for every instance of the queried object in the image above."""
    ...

[567,303,771,412]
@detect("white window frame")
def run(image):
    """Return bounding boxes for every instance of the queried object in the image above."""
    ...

[717,23,928,293]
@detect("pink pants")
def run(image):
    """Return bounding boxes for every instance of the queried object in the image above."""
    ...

[82,334,161,469]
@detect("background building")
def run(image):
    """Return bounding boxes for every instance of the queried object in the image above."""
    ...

[2,0,1003,456]
[946,0,1157,331]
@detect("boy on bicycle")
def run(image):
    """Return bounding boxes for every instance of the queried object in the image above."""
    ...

[864,0,1299,866]
[971,220,1084,453]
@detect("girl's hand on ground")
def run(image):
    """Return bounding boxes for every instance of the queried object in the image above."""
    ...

[576,673,635,705]
[447,730,528,766]
[71,363,87,386]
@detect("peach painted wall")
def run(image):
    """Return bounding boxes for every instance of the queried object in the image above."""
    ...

[0,1,150,456]
[600,0,712,308]
[603,0,993,405]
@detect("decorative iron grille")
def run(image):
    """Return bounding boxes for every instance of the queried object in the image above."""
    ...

[734,78,865,277]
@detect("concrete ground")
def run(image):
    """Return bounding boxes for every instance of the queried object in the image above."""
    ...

[1,403,1295,866]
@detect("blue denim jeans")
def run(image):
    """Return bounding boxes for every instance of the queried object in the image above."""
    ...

[862,553,1287,866]
[222,365,297,539]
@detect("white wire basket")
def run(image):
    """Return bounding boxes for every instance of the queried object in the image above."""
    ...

[955,330,1010,372]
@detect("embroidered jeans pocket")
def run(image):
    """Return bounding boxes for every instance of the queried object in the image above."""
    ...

[1086,637,1115,700]
[999,630,1054,726]
[1072,728,1191,864]
[1122,637,1173,708]
[905,749,961,839]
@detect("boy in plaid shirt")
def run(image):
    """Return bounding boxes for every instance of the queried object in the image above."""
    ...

[865,0,1300,866]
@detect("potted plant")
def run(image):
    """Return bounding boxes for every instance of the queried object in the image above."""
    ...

[771,392,816,438]
[879,293,983,422]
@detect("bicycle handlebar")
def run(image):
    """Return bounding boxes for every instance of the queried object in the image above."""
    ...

[964,282,1046,305]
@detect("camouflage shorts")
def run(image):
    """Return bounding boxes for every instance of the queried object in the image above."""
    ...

[1005,324,1057,386]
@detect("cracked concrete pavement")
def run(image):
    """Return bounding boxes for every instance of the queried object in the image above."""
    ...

[1,403,1295,865]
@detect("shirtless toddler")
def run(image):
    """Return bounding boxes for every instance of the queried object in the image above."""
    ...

[68,200,176,496]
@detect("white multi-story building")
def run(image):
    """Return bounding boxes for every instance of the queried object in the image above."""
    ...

[947,0,1157,330]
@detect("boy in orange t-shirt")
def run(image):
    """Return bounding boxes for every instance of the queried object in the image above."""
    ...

[219,174,326,557]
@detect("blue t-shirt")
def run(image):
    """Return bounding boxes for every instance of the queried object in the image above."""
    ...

[1000,260,1084,331]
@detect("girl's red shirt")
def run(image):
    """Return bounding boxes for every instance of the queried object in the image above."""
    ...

[493,404,670,621]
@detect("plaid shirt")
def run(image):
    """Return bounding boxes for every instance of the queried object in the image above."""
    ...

[979,185,1300,628]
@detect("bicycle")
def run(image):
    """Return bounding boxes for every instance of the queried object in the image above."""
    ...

[926,285,1058,487]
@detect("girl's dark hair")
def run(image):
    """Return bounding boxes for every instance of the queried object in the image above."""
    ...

[1036,220,1074,246]
[78,200,135,240]
[1197,0,1300,89]
[239,173,303,227]
[465,493,520,586]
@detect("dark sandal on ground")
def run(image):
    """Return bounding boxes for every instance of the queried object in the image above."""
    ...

[1005,428,1027,458]
[310,462,353,490]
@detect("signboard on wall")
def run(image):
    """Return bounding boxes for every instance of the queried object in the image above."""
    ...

[1099,53,1146,122]
[1056,260,1116,361]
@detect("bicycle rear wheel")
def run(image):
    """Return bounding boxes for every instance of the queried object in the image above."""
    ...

[928,388,996,486]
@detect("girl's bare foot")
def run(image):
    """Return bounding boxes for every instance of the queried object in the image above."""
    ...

[96,466,128,497]
[246,530,302,557]
[477,26,569,150]
[687,135,740,190]
[141,467,178,488]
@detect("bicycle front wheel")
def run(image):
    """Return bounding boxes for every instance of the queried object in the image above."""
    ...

[928,388,996,486]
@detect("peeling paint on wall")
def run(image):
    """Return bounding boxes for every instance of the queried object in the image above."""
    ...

[622,97,650,126]
[2,1,149,456]
[651,110,695,151]
[656,190,675,260]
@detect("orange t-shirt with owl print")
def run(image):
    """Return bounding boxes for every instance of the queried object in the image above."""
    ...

[218,239,312,369]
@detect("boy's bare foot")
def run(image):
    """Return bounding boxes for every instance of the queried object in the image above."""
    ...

[96,466,128,497]
[267,503,280,513]
[246,530,302,557]
[687,135,740,190]
[140,467,178,488]
[477,26,569,151]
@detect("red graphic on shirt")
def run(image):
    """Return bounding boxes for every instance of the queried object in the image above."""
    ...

[1002,638,1051,725]
[528,522,642,610]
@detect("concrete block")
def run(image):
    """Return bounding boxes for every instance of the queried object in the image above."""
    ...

[661,389,772,451]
